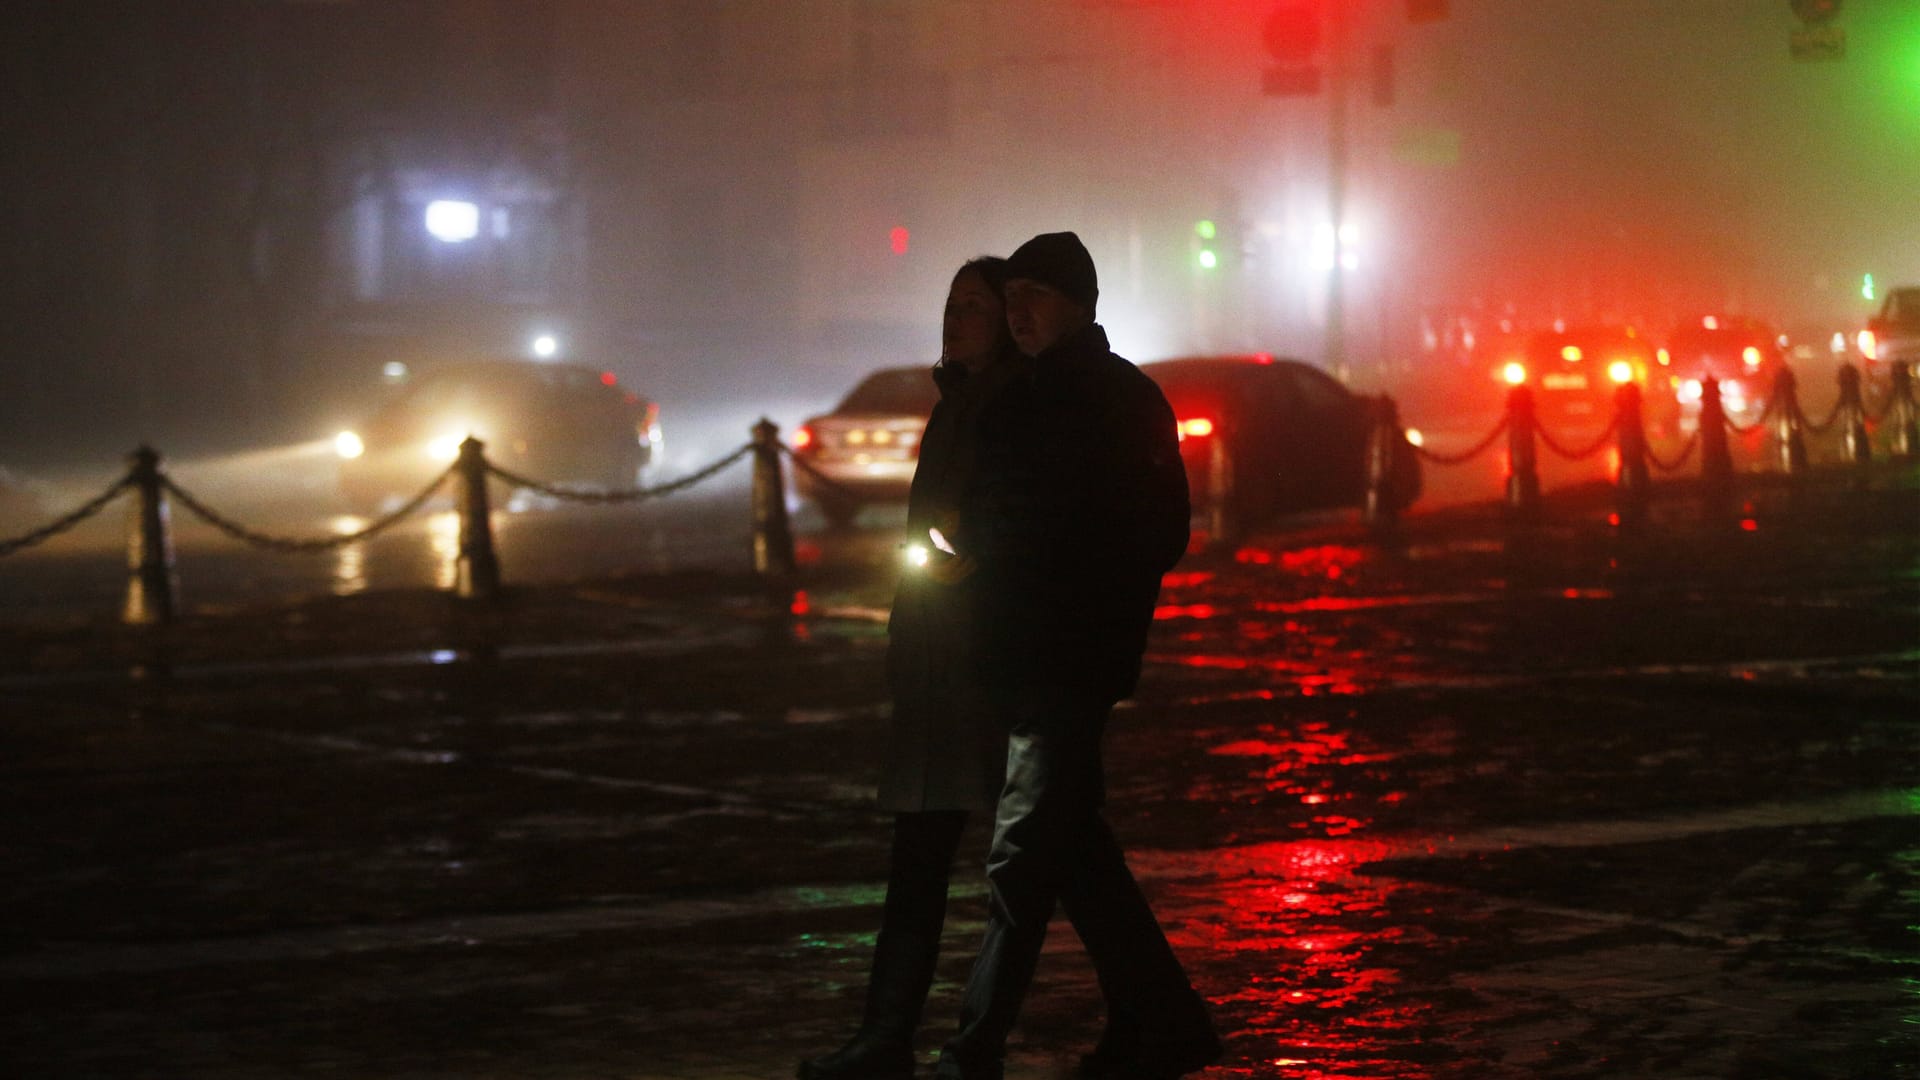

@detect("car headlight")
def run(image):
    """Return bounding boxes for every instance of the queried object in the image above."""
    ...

[334,431,365,460]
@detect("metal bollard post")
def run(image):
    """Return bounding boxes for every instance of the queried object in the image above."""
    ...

[1771,364,1808,475]
[1698,374,1735,505]
[1363,395,1402,533]
[1890,361,1919,459]
[123,445,178,625]
[454,436,501,600]
[751,418,796,578]
[1206,433,1236,542]
[1505,385,1540,518]
[1838,363,1871,465]
[1614,382,1651,527]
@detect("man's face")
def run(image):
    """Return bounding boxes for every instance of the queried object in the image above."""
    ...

[1004,278,1087,358]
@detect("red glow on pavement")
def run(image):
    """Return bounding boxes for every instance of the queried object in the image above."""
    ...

[1154,603,1219,620]
[789,590,810,616]
[1162,571,1216,589]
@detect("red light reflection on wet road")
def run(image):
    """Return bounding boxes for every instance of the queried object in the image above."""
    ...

[1173,834,1440,1079]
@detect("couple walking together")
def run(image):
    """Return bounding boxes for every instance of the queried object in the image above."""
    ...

[800,232,1221,1080]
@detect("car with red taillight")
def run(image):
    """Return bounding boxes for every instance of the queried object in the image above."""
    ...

[1654,315,1786,433]
[1500,325,1655,425]
[1140,354,1419,528]
[792,365,939,527]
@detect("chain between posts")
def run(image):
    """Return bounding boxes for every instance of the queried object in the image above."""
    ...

[0,474,134,557]
[1644,431,1701,473]
[1796,397,1845,435]
[777,441,867,498]
[484,443,753,505]
[1536,413,1622,461]
[160,466,455,552]
[1411,416,1509,466]
[1719,394,1777,437]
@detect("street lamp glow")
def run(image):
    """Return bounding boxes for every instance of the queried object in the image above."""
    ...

[531,333,559,359]
[424,200,480,243]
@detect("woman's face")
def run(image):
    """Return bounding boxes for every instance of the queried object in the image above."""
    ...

[942,270,1005,370]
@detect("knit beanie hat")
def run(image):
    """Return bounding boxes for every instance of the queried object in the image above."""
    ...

[1005,231,1098,309]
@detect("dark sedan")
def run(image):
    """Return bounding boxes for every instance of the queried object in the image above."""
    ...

[335,360,660,511]
[1140,354,1420,529]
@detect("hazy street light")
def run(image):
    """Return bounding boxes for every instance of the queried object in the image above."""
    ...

[424,199,480,243]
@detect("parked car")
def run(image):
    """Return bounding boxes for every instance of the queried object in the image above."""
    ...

[1502,325,1655,425]
[1655,315,1786,432]
[792,365,939,527]
[1860,285,1920,385]
[1140,354,1420,528]
[335,360,660,511]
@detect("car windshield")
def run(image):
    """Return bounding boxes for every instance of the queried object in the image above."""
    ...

[836,369,937,415]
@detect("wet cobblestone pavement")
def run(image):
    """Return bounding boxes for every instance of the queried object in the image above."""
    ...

[2,472,1917,1078]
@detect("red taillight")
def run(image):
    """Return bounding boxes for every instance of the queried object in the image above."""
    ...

[1177,417,1215,441]
[793,424,814,451]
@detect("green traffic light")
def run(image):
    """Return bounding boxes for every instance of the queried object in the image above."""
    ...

[1197,249,1219,270]
[1195,219,1217,240]
[1863,273,1875,301]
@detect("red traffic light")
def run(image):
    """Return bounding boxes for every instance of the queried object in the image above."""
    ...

[1263,2,1322,65]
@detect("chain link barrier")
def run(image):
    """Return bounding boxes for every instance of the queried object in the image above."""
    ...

[1535,412,1622,462]
[777,441,869,499]
[161,466,455,553]
[485,443,753,505]
[1795,397,1845,436]
[1410,416,1509,466]
[1719,393,1777,437]
[1644,431,1701,474]
[0,474,133,557]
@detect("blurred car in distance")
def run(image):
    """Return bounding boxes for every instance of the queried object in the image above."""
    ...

[1859,286,1920,386]
[335,360,660,511]
[1140,354,1420,529]
[792,365,939,528]
[1499,325,1655,425]
[1655,315,1786,432]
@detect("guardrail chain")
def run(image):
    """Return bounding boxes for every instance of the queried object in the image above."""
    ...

[162,467,455,553]
[0,474,132,558]
[1535,413,1622,462]
[485,444,752,506]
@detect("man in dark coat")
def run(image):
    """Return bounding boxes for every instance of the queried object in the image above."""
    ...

[937,232,1220,1080]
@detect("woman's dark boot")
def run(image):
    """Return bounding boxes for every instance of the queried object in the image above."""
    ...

[796,928,937,1080]
[800,812,967,1080]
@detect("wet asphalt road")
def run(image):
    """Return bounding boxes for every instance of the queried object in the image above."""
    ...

[0,466,1916,1079]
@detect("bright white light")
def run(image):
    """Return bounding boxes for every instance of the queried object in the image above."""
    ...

[1404,428,1424,447]
[426,433,466,462]
[904,543,930,568]
[531,333,559,359]
[381,361,409,382]
[334,430,365,459]
[1314,222,1361,271]
[1678,379,1704,404]
[424,200,480,243]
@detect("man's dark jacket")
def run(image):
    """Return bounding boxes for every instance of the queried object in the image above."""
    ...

[957,323,1189,707]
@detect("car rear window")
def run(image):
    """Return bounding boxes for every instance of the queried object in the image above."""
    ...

[837,369,938,415]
